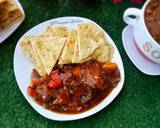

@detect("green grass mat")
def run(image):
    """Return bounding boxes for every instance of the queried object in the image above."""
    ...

[0,0,160,127]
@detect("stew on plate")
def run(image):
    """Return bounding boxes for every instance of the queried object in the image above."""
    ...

[27,60,120,114]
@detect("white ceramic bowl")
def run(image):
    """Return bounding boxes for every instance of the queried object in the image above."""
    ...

[14,17,125,121]
[123,0,160,64]
[0,0,25,43]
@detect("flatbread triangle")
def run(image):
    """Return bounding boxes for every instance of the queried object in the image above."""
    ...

[77,36,99,61]
[58,30,76,64]
[41,26,69,37]
[20,37,46,76]
[31,36,66,75]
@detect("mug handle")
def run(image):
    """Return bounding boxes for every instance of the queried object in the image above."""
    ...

[123,8,142,26]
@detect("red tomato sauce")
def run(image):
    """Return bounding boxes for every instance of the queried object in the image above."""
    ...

[28,60,120,114]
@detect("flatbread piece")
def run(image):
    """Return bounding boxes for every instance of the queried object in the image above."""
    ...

[32,36,66,75]
[58,30,76,64]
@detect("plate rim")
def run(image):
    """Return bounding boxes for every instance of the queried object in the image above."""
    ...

[14,16,125,121]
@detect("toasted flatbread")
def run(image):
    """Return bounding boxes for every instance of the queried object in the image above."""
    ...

[0,0,23,28]
[8,8,22,20]
[41,26,69,37]
[1,10,22,28]
[20,37,36,63]
[77,23,104,61]
[78,23,104,42]
[32,37,66,75]
[106,39,114,61]
[72,31,80,63]
[81,47,101,63]
[0,8,9,22]
[30,38,47,76]
[0,0,8,6]
[95,38,110,62]
[20,23,114,76]
[77,30,99,61]
[58,31,76,64]
[20,37,46,76]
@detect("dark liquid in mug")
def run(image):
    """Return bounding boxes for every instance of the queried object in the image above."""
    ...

[145,0,160,44]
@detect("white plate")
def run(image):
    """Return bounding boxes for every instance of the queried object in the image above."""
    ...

[0,0,25,43]
[122,25,160,76]
[14,17,125,121]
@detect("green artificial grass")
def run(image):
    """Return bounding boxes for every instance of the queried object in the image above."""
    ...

[0,0,160,127]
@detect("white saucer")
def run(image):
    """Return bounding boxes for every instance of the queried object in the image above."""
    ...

[122,25,160,76]
[0,0,25,44]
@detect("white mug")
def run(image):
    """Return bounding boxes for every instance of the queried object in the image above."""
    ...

[123,0,160,64]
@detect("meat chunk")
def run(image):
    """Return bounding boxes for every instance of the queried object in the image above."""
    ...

[79,60,105,89]
[53,86,70,105]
